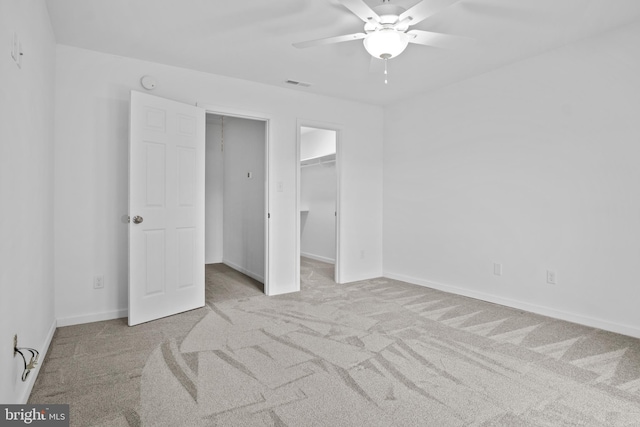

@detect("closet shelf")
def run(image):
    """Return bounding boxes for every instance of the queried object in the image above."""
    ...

[300,153,336,167]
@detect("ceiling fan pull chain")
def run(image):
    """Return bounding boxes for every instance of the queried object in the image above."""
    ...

[384,57,388,84]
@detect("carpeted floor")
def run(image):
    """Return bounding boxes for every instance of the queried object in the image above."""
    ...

[29,258,640,426]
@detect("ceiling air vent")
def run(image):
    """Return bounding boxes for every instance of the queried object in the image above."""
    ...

[285,79,311,88]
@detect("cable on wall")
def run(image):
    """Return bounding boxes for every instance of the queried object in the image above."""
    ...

[14,337,39,382]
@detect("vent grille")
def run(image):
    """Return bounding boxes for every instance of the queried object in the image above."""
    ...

[285,79,311,88]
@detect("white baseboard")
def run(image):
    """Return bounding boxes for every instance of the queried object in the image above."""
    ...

[266,287,299,297]
[384,271,640,339]
[339,270,383,285]
[223,259,264,284]
[19,318,57,404]
[300,252,335,264]
[56,309,127,327]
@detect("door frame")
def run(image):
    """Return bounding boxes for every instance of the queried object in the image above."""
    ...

[296,119,343,286]
[198,103,272,295]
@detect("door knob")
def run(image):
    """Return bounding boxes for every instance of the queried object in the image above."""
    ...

[133,216,144,224]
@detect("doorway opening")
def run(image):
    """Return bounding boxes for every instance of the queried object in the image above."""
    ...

[205,113,268,297]
[298,125,340,286]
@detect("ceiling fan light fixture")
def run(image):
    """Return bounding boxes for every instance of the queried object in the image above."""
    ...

[363,28,409,59]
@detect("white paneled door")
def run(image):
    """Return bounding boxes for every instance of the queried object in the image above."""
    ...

[129,91,205,326]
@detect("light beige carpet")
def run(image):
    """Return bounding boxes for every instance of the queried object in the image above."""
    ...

[29,259,640,426]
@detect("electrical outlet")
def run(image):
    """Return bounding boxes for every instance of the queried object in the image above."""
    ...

[94,274,104,289]
[493,263,502,276]
[546,270,557,285]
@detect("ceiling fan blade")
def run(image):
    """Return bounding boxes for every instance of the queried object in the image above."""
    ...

[338,0,381,23]
[399,0,461,26]
[407,30,475,49]
[293,32,367,49]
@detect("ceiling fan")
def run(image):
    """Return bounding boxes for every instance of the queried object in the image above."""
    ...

[293,0,473,82]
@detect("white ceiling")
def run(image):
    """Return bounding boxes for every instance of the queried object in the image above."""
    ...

[45,0,640,106]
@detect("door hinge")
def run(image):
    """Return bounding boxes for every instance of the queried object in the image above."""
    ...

[268,213,271,219]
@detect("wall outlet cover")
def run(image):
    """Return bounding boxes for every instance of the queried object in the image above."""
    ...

[94,274,104,289]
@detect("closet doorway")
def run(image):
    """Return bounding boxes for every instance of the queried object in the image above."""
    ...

[298,125,340,284]
[205,113,267,293]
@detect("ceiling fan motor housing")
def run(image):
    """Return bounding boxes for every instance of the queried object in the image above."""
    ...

[365,4,407,30]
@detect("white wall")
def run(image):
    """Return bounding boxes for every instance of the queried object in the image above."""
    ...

[223,117,266,282]
[300,163,337,263]
[383,21,640,338]
[0,0,56,403]
[205,120,224,264]
[53,45,384,323]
